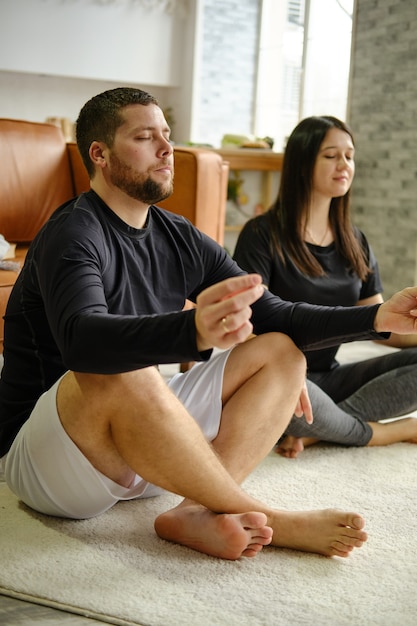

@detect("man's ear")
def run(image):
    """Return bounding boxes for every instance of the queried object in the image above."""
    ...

[89,141,108,170]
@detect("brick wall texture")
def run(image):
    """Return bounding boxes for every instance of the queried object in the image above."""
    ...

[349,0,417,296]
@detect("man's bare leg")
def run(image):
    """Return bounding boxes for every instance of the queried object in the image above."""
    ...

[154,334,367,559]
[57,333,366,560]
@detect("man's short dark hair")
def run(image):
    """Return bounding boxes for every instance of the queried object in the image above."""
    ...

[76,87,159,178]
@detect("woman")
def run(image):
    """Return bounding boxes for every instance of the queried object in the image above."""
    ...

[233,115,417,457]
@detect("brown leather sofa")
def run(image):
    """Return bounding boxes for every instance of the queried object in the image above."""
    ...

[0,118,229,352]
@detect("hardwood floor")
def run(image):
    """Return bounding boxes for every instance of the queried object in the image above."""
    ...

[0,595,107,625]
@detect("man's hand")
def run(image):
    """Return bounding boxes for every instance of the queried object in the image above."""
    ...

[195,274,264,351]
[374,286,417,335]
[294,381,313,425]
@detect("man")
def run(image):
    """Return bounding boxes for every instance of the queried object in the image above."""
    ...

[1,87,417,560]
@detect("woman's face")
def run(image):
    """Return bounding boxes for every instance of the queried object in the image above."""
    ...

[312,127,355,200]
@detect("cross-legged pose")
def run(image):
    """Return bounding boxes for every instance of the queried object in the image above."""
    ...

[234,115,417,458]
[2,90,417,561]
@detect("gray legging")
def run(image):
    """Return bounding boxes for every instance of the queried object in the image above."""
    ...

[283,346,417,446]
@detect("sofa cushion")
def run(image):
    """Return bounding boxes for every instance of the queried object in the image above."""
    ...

[0,119,74,243]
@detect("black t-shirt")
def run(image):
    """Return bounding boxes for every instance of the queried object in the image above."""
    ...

[0,191,384,455]
[233,210,383,371]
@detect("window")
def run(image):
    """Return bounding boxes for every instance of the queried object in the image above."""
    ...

[255,0,354,150]
[287,0,305,25]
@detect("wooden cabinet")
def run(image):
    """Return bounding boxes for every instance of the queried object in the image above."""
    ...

[215,148,283,212]
[212,149,284,254]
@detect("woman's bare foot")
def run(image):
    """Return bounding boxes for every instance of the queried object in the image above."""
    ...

[369,417,417,446]
[269,508,367,557]
[154,504,273,560]
[276,435,318,458]
[276,419,417,456]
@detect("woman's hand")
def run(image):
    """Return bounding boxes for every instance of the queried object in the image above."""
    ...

[294,380,313,425]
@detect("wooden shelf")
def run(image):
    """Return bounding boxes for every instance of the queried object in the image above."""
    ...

[214,149,283,172]
[224,224,243,232]
[212,149,283,210]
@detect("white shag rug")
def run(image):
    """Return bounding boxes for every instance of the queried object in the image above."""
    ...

[1,342,417,625]
[1,442,417,626]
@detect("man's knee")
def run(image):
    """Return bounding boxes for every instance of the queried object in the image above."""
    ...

[58,366,169,423]
[231,332,306,389]
[255,332,306,370]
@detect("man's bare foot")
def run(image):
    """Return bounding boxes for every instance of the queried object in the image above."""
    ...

[276,435,318,458]
[269,508,367,557]
[155,503,366,560]
[154,504,273,560]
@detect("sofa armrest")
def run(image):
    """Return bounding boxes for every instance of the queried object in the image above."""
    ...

[159,147,228,245]
[0,247,28,350]
[67,142,90,195]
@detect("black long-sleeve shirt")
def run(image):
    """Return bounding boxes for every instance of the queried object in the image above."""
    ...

[233,211,384,371]
[0,191,384,455]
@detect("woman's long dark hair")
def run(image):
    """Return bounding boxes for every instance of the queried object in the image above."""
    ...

[268,115,370,280]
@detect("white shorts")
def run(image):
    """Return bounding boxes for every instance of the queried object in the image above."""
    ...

[4,350,231,519]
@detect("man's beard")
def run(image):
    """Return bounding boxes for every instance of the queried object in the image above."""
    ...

[109,153,173,205]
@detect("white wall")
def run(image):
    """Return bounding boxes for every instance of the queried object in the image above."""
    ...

[0,0,197,143]
[0,0,184,85]
[0,71,167,125]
